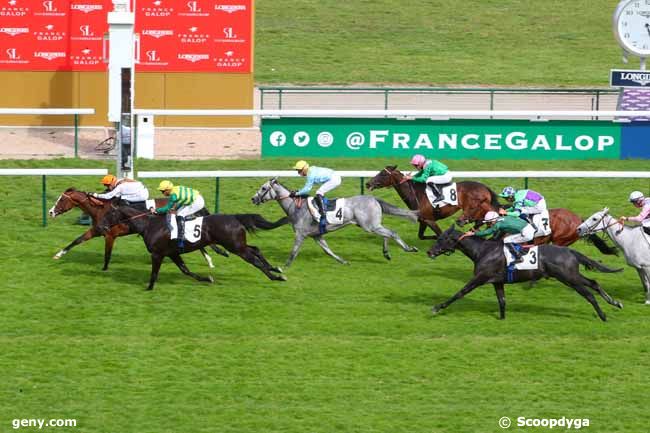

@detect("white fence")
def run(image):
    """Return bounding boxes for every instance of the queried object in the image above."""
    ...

[0,168,107,226]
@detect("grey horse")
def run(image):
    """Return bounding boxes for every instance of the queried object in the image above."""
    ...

[251,178,419,266]
[578,207,650,304]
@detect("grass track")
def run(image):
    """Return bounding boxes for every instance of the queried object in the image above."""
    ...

[2,158,650,432]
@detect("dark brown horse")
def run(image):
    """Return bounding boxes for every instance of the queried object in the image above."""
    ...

[49,188,229,270]
[366,166,617,255]
[366,166,500,239]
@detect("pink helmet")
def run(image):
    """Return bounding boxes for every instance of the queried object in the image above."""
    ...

[410,154,426,167]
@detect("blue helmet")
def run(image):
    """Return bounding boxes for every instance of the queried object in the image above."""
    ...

[499,186,516,198]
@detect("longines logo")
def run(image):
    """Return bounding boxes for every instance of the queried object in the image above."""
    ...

[215,4,246,13]
[71,4,103,13]
[35,0,64,15]
[142,0,173,17]
[34,51,65,61]
[142,29,173,39]
[0,27,28,36]
[178,53,209,63]
[1,0,29,17]
[179,0,208,16]
[35,24,65,41]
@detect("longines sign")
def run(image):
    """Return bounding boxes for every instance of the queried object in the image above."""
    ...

[610,69,650,87]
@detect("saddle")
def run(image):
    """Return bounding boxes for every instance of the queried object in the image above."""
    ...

[321,197,339,212]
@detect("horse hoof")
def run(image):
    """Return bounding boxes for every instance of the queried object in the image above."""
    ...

[645,300,650,306]
[52,254,62,260]
[276,267,284,274]
[342,261,350,265]
[208,276,214,283]
[616,301,623,309]
[383,253,392,261]
[279,275,288,281]
[431,306,441,315]
[410,246,419,253]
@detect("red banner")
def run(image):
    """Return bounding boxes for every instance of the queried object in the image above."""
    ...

[0,0,251,72]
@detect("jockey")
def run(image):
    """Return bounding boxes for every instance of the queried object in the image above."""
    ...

[499,186,547,225]
[93,174,149,205]
[405,154,451,204]
[620,191,650,236]
[290,160,341,234]
[460,211,535,264]
[153,180,205,249]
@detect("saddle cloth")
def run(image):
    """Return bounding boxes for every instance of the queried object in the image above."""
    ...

[531,210,552,237]
[307,197,346,225]
[425,182,458,208]
[169,216,204,243]
[503,245,539,270]
[145,199,156,211]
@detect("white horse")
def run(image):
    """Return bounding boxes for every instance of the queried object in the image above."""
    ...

[577,207,650,304]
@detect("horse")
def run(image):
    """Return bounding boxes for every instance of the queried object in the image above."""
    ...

[365,166,617,256]
[577,208,650,304]
[425,226,623,321]
[48,188,260,270]
[365,165,501,238]
[251,177,419,266]
[100,206,287,290]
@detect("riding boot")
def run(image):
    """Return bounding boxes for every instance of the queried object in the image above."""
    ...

[506,243,524,264]
[521,213,538,232]
[427,182,444,203]
[315,194,328,234]
[176,215,185,251]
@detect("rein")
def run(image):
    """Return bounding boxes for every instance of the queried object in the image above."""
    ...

[390,169,420,208]
[582,213,622,236]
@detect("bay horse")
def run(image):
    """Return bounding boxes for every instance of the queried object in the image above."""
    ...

[426,226,623,321]
[101,206,286,290]
[251,178,418,266]
[365,166,500,239]
[365,166,617,255]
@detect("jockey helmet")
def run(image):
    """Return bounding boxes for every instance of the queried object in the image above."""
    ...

[410,154,426,167]
[293,160,309,171]
[499,186,516,198]
[158,180,174,192]
[101,174,116,186]
[483,211,500,223]
[629,191,644,202]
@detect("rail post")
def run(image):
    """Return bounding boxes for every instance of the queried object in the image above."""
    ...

[215,177,220,213]
[42,175,47,227]
[74,114,79,158]
[524,177,529,189]
[360,177,364,195]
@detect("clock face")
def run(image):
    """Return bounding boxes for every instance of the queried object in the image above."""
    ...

[614,0,650,56]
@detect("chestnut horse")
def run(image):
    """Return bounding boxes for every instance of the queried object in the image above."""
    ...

[366,166,500,239]
[366,166,617,255]
[49,188,230,270]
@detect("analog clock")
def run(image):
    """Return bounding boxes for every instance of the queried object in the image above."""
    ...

[614,0,650,57]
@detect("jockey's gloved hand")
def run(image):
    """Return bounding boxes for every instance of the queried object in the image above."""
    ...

[289,191,296,198]
[91,193,98,198]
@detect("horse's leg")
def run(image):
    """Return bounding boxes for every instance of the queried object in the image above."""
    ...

[102,234,116,271]
[237,247,286,281]
[249,245,283,273]
[568,283,607,321]
[417,220,437,240]
[285,235,306,267]
[147,254,164,291]
[370,225,418,256]
[169,253,214,283]
[209,244,229,258]
[580,276,623,309]
[636,268,650,305]
[53,228,98,259]
[493,283,506,320]
[313,236,348,264]
[199,248,215,269]
[432,276,485,315]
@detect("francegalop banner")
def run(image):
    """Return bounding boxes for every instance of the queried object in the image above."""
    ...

[262,118,624,159]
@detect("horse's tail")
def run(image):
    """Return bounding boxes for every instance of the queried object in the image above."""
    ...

[585,233,618,256]
[376,199,419,222]
[232,214,289,232]
[570,250,623,273]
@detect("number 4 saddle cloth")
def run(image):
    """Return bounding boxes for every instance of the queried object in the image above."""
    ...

[306,197,346,225]
[169,216,204,243]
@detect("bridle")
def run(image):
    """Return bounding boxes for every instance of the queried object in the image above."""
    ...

[581,212,621,236]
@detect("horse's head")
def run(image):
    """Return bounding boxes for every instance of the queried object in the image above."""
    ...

[366,165,400,191]
[251,177,280,205]
[49,188,85,218]
[577,208,611,237]
[427,225,462,259]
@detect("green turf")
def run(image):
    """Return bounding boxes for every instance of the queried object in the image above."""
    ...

[2,158,650,432]
[255,0,625,86]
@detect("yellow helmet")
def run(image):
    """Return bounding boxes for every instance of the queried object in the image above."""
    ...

[101,174,116,186]
[158,180,174,192]
[293,160,309,171]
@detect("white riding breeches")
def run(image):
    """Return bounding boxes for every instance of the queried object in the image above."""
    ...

[316,174,342,196]
[520,198,547,215]
[177,195,205,217]
[425,172,453,185]
[503,224,536,244]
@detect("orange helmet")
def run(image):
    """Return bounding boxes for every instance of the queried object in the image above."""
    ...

[101,174,116,186]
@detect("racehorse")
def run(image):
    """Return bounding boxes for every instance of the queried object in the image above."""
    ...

[251,178,419,266]
[100,206,287,290]
[578,208,650,304]
[365,166,617,255]
[365,166,501,238]
[48,188,274,270]
[426,226,623,321]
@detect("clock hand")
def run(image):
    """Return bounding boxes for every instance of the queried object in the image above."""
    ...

[645,22,650,37]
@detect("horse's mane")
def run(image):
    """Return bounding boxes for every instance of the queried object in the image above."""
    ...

[65,187,77,193]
